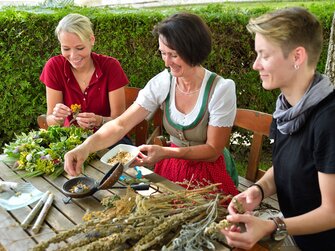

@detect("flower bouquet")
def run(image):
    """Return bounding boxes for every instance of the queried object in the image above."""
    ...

[3,126,95,178]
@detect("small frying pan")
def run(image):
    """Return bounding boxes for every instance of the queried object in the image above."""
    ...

[62,162,149,203]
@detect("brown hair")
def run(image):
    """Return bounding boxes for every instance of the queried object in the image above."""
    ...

[247,7,323,67]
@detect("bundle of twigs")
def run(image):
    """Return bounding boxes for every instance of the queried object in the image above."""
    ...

[32,185,232,251]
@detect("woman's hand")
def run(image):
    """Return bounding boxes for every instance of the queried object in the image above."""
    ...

[133,144,165,166]
[220,214,275,250]
[64,144,89,176]
[228,187,262,215]
[52,103,71,124]
[76,112,101,129]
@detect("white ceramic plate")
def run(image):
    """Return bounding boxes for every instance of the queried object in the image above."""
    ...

[100,144,140,169]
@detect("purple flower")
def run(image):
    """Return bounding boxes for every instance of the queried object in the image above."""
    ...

[40,154,52,160]
[13,147,20,154]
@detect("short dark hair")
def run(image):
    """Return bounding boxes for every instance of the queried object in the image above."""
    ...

[153,13,212,66]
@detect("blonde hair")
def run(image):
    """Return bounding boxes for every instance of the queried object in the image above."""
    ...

[55,13,93,42]
[247,7,322,67]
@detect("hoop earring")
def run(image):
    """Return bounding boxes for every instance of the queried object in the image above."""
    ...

[294,64,300,70]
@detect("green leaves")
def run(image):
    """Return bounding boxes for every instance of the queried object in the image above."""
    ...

[3,126,94,178]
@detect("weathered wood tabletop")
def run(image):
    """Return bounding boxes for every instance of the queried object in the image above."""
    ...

[0,152,296,251]
[0,152,232,251]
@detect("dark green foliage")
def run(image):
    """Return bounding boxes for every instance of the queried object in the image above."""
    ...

[0,3,333,149]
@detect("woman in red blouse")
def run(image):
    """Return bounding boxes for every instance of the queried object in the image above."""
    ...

[40,13,130,136]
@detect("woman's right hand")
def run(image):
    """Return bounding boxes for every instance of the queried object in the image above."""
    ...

[134,144,165,166]
[52,103,71,123]
[228,187,262,215]
[64,144,89,176]
[220,214,275,250]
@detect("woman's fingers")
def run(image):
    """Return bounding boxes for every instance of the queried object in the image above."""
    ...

[53,103,71,119]
[76,113,97,128]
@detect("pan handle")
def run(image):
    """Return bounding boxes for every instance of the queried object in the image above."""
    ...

[130,183,150,190]
[98,162,124,190]
[112,183,150,190]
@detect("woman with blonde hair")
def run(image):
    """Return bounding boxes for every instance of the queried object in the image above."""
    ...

[40,13,131,147]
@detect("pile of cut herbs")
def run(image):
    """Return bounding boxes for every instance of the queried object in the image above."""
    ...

[3,126,95,178]
[32,185,234,251]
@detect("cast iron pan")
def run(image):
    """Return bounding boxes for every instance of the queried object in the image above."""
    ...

[62,162,149,202]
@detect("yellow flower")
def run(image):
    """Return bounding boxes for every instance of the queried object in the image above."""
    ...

[70,104,81,114]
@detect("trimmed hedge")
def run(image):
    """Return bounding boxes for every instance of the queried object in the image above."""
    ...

[0,2,334,149]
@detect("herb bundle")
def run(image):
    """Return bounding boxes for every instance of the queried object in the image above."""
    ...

[32,185,231,251]
[3,126,94,178]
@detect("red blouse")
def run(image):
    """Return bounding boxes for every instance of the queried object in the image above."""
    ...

[40,52,129,126]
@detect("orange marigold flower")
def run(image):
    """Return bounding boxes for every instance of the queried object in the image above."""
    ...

[70,104,81,113]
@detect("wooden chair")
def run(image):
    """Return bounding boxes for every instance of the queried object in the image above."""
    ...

[146,108,163,145]
[124,87,149,146]
[233,108,272,182]
[151,108,273,183]
[37,114,48,130]
[37,86,149,146]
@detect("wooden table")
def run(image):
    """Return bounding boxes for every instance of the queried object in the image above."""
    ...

[0,153,297,251]
[0,152,232,251]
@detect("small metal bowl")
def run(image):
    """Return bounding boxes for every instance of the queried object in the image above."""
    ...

[62,162,124,199]
[62,176,97,198]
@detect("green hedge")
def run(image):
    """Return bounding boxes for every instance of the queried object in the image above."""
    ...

[0,2,334,149]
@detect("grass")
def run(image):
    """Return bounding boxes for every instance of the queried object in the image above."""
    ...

[234,149,272,178]
[229,131,272,178]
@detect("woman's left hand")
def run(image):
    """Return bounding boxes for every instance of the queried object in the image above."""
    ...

[133,144,165,166]
[76,112,99,129]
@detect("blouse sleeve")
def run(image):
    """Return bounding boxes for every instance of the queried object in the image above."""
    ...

[136,69,171,113]
[208,77,237,127]
[39,57,63,91]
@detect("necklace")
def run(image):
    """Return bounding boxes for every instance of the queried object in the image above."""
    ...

[176,83,201,95]
[81,80,89,87]
[72,67,95,89]
[78,72,92,86]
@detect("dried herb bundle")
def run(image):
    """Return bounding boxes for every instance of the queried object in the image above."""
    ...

[33,185,232,251]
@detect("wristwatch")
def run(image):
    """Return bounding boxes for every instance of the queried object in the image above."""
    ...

[270,217,288,241]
